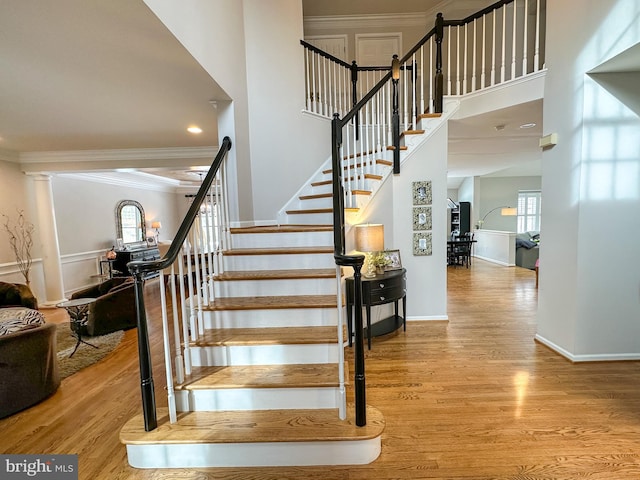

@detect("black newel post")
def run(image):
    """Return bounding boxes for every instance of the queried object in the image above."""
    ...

[391,54,401,174]
[351,61,359,141]
[434,12,444,113]
[133,271,157,431]
[352,261,367,426]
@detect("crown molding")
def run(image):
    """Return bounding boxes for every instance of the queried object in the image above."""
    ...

[57,171,181,193]
[304,12,429,32]
[0,148,19,163]
[18,145,218,164]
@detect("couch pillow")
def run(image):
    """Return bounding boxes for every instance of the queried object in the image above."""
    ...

[516,238,537,249]
[0,308,45,335]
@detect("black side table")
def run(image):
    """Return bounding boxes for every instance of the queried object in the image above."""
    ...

[345,268,406,349]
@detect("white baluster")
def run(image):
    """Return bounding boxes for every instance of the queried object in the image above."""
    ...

[178,240,191,372]
[456,26,461,95]
[158,273,177,423]
[534,0,541,72]
[501,6,507,83]
[481,16,486,89]
[463,24,468,94]
[471,19,477,92]
[523,0,529,75]
[491,9,497,85]
[511,0,517,80]
[446,30,451,96]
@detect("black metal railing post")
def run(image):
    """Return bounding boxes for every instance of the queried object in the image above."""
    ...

[351,260,366,426]
[131,271,157,431]
[434,12,444,113]
[351,61,360,141]
[391,55,401,174]
[334,253,366,425]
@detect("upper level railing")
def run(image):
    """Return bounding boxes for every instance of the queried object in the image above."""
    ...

[127,136,232,432]
[318,0,545,425]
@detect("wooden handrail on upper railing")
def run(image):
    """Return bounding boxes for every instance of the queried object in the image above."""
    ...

[127,136,232,432]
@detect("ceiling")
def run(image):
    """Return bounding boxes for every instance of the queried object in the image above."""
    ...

[0,0,541,189]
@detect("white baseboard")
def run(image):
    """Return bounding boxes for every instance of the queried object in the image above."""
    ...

[534,334,640,362]
[472,255,514,267]
[406,315,448,322]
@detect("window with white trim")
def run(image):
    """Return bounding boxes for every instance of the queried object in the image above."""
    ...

[517,191,541,233]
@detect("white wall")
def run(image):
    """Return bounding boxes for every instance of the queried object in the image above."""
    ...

[537,0,640,360]
[476,176,541,231]
[145,0,330,225]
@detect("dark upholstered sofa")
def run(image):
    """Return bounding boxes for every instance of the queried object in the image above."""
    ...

[70,277,136,336]
[515,231,540,270]
[0,281,38,309]
[0,308,60,418]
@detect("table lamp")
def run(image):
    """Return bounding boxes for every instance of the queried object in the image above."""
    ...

[151,221,162,241]
[354,223,384,278]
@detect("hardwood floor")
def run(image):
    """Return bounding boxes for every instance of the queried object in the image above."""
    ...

[3,260,640,479]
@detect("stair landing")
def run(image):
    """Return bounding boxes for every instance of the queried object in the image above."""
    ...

[120,406,385,468]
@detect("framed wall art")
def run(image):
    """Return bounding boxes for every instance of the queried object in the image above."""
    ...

[412,206,432,231]
[412,180,432,205]
[413,232,432,256]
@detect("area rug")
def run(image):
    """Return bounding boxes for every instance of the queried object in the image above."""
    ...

[55,322,124,379]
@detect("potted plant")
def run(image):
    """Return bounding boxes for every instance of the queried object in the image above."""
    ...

[370,251,391,275]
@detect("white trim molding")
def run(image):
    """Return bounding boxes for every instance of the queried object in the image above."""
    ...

[535,335,640,362]
[304,13,428,32]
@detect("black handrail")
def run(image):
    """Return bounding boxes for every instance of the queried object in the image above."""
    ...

[127,135,232,432]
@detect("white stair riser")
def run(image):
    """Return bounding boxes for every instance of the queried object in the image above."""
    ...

[202,308,338,329]
[190,344,340,366]
[283,212,334,225]
[295,197,333,210]
[175,386,341,412]
[231,231,333,249]
[224,253,335,270]
[214,277,336,297]
[125,437,381,468]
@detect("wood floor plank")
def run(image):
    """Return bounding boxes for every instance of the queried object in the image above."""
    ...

[3,260,640,479]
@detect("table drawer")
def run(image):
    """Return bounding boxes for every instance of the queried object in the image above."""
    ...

[368,284,405,305]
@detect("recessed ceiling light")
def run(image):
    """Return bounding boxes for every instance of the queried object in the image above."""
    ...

[187,126,203,134]
[494,124,506,131]
[519,123,536,129]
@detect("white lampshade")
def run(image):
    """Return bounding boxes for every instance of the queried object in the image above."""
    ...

[501,208,517,216]
[354,224,384,252]
[151,221,162,229]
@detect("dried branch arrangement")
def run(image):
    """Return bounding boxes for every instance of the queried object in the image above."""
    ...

[2,210,35,285]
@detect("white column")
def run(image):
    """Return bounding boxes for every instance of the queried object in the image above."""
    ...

[32,174,66,306]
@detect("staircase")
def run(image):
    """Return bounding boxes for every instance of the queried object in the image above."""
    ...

[120,224,385,468]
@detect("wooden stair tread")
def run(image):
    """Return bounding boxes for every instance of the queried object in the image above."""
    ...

[214,269,336,281]
[401,129,425,136]
[177,363,343,390]
[385,145,408,151]
[120,405,385,445]
[419,112,442,119]
[202,294,338,310]
[224,246,332,256]
[195,325,339,345]
[230,225,332,234]
[286,208,332,214]
[322,159,392,174]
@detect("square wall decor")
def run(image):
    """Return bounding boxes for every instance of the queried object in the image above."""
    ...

[412,206,432,231]
[413,232,432,256]
[412,181,432,205]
